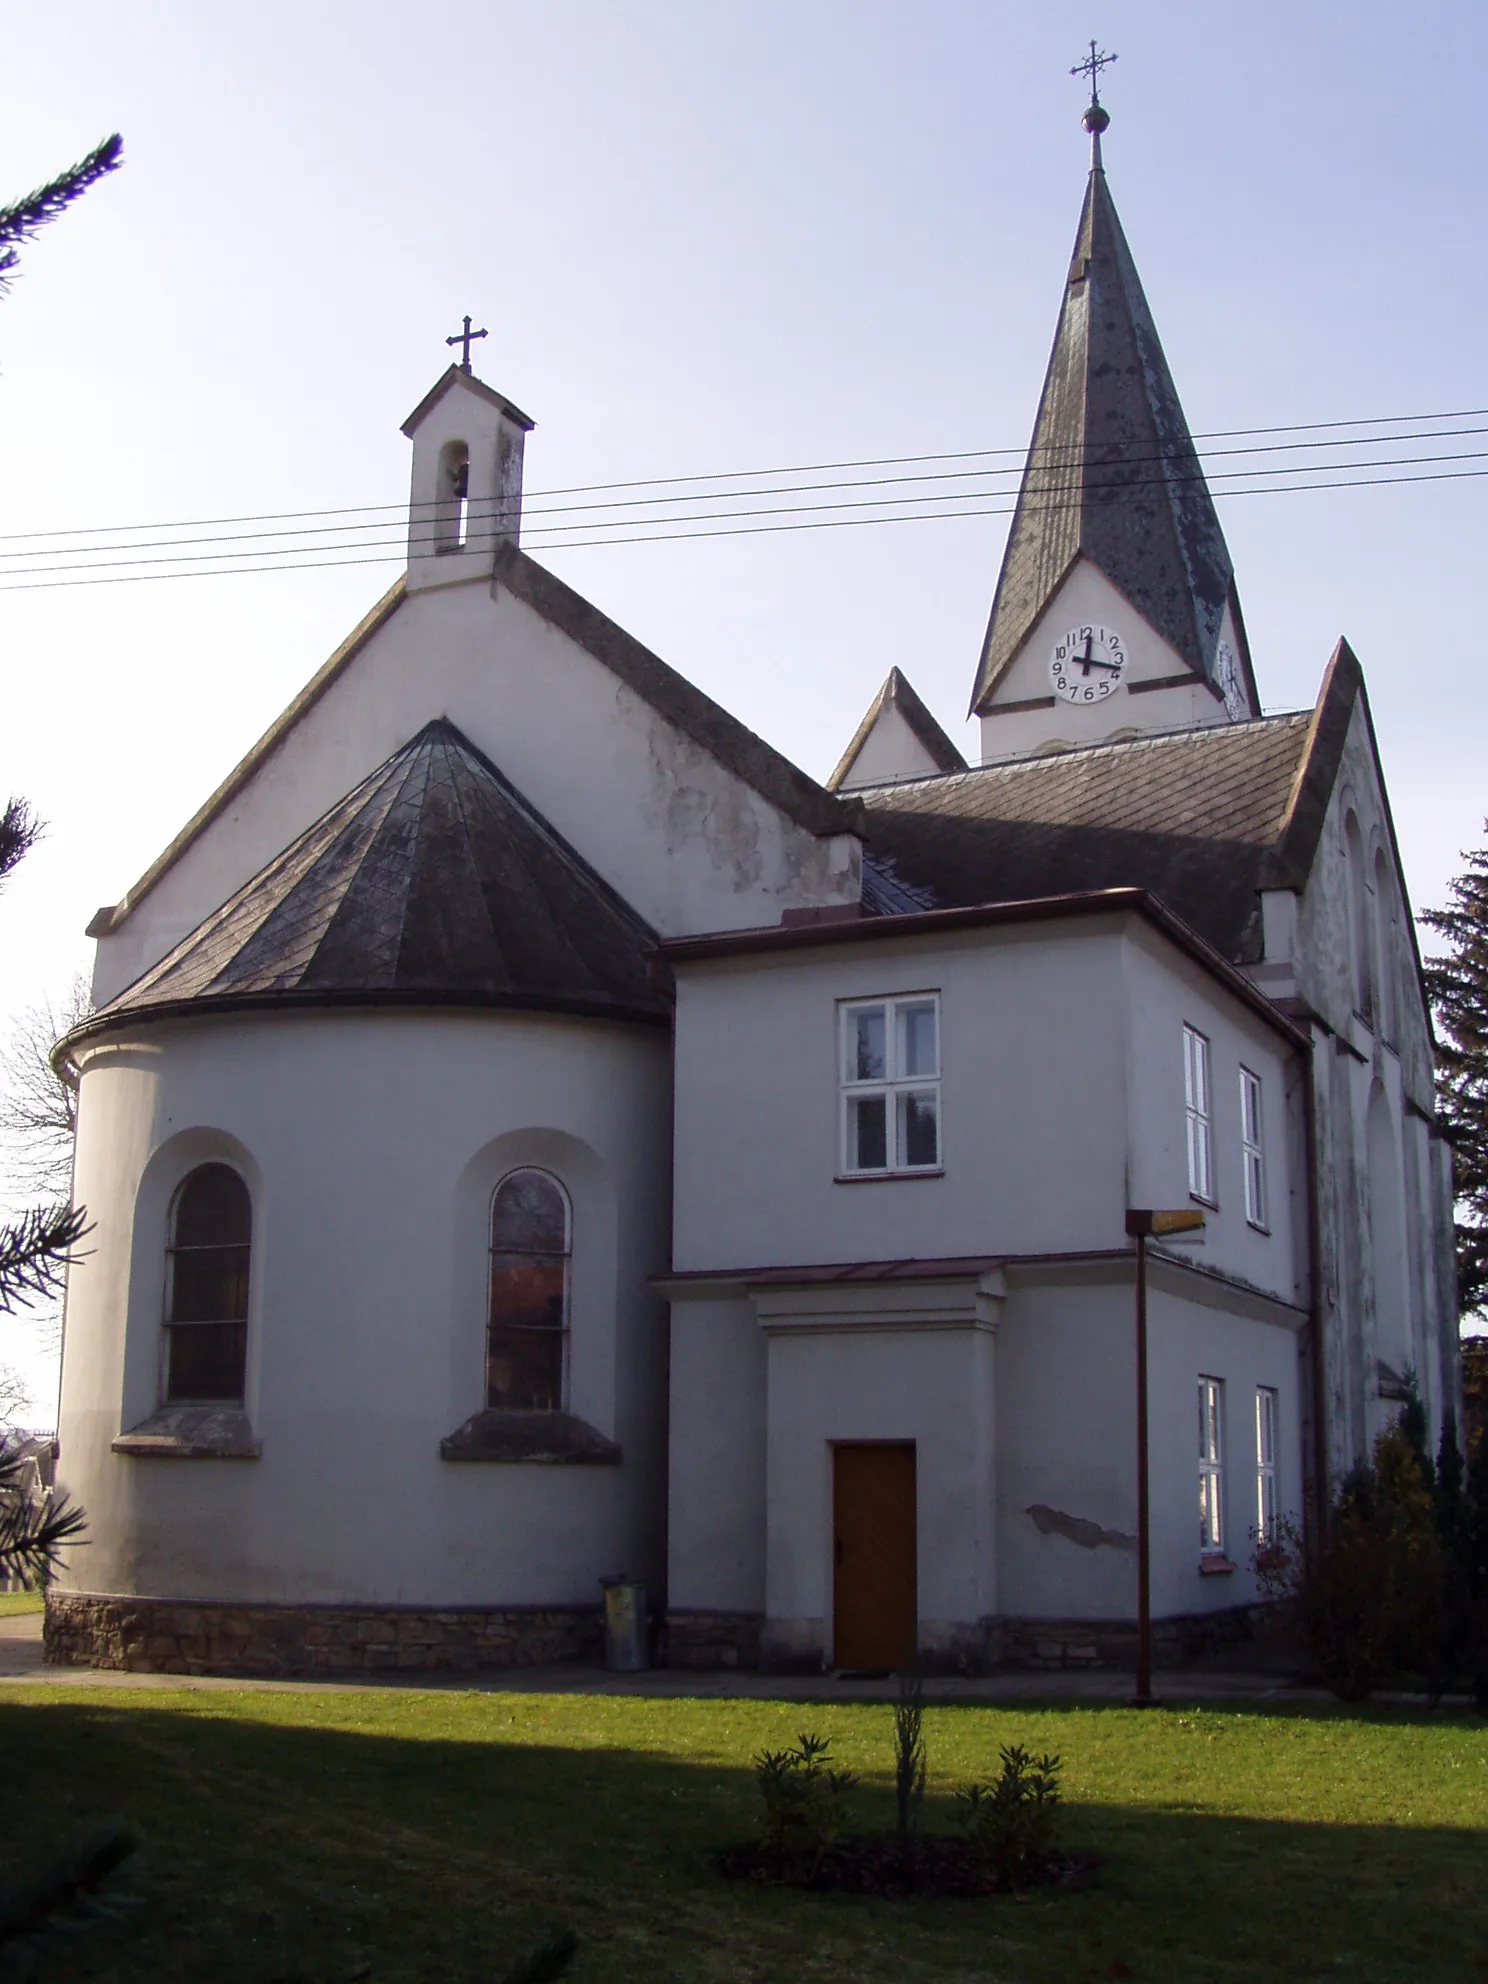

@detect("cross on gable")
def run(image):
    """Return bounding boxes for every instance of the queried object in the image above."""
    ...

[446,315,488,372]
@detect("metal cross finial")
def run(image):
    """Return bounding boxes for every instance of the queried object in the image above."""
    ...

[1070,40,1117,108]
[446,315,488,372]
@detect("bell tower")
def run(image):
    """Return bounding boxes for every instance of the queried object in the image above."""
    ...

[970,64,1259,759]
[401,337,535,595]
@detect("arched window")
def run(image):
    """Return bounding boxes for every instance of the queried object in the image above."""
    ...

[434,439,470,554]
[1345,812,1375,1025]
[488,1169,570,1411]
[1374,847,1396,1043]
[163,1164,251,1403]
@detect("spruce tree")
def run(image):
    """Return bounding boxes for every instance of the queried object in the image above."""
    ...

[0,134,123,299]
[1423,826,1488,1318]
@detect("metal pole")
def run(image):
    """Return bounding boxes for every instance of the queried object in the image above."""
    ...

[1134,1227,1152,1705]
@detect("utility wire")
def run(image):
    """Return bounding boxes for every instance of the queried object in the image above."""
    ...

[2,444,1485,578]
[0,403,1484,546]
[3,459,1484,594]
[3,421,1487,568]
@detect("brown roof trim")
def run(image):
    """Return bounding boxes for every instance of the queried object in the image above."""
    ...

[56,984,670,1071]
[660,886,1310,1050]
[827,668,968,791]
[400,365,535,436]
[495,544,854,839]
[88,578,408,939]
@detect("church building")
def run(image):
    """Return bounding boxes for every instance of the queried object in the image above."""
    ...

[45,98,1458,1677]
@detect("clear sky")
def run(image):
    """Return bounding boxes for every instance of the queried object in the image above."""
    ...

[1,0,1483,1413]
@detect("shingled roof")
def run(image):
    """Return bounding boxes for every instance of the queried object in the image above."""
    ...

[857,713,1316,963]
[77,719,671,1036]
[969,163,1238,716]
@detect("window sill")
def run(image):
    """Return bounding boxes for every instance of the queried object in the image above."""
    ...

[1198,1554,1237,1576]
[1189,1192,1218,1212]
[112,1406,260,1460]
[1245,1220,1271,1236]
[834,1168,945,1184]
[440,1409,621,1465]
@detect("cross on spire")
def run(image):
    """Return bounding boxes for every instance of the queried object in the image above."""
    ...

[1070,41,1117,166]
[446,315,488,372]
[1070,40,1117,107]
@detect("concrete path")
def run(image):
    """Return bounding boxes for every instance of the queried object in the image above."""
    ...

[0,1610,1346,1704]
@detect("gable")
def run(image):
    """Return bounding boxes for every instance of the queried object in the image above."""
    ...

[89,549,861,1006]
[828,668,967,792]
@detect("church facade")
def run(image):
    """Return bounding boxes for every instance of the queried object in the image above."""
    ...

[45,130,1458,1677]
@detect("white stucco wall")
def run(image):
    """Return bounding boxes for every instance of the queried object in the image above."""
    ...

[91,572,858,1006]
[56,1007,672,1608]
[977,561,1242,762]
[666,909,1308,1644]
[671,911,1300,1279]
[1263,695,1458,1468]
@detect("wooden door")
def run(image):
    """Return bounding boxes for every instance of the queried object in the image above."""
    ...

[832,1442,917,1671]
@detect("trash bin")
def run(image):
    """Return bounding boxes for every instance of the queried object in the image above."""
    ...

[600,1576,648,1672]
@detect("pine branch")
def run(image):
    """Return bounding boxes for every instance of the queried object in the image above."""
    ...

[0,136,123,298]
[0,1433,87,1587]
[0,799,40,891]
[0,1203,90,1314]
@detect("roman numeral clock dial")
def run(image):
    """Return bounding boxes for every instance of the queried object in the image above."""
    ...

[1049,623,1127,703]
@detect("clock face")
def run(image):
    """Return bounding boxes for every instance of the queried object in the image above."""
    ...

[1050,624,1127,704]
[1215,639,1248,721]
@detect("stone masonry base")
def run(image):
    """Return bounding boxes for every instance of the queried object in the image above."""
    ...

[45,1592,602,1677]
[45,1591,1267,1679]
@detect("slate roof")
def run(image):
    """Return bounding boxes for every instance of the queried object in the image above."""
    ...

[970,164,1238,715]
[856,712,1317,963]
[828,667,969,791]
[80,719,672,1035]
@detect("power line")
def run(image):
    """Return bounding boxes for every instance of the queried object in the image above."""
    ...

[3,420,1487,569]
[3,459,1483,594]
[0,402,1484,547]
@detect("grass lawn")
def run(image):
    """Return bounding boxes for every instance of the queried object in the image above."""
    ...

[2,1685,1484,1983]
[0,1591,44,1616]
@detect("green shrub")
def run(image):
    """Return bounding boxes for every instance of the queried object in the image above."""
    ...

[1255,1421,1449,1701]
[751,1733,857,1854]
[955,1745,1062,1884]
[891,1672,926,1839]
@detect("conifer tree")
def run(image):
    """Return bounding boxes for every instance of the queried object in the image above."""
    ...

[1423,826,1488,1318]
[0,134,123,299]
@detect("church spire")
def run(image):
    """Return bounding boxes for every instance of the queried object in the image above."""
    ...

[969,74,1252,725]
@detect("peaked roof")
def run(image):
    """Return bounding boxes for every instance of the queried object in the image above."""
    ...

[78,720,672,1036]
[857,711,1316,963]
[970,164,1237,715]
[827,667,968,791]
[401,364,535,436]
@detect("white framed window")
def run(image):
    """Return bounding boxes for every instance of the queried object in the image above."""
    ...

[1198,1377,1225,1554]
[1183,1025,1214,1203]
[840,994,941,1175]
[1240,1067,1267,1229]
[1255,1387,1278,1544]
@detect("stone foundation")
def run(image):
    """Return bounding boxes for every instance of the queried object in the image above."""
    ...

[665,1609,762,1669]
[44,1592,603,1677]
[996,1602,1270,1672]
